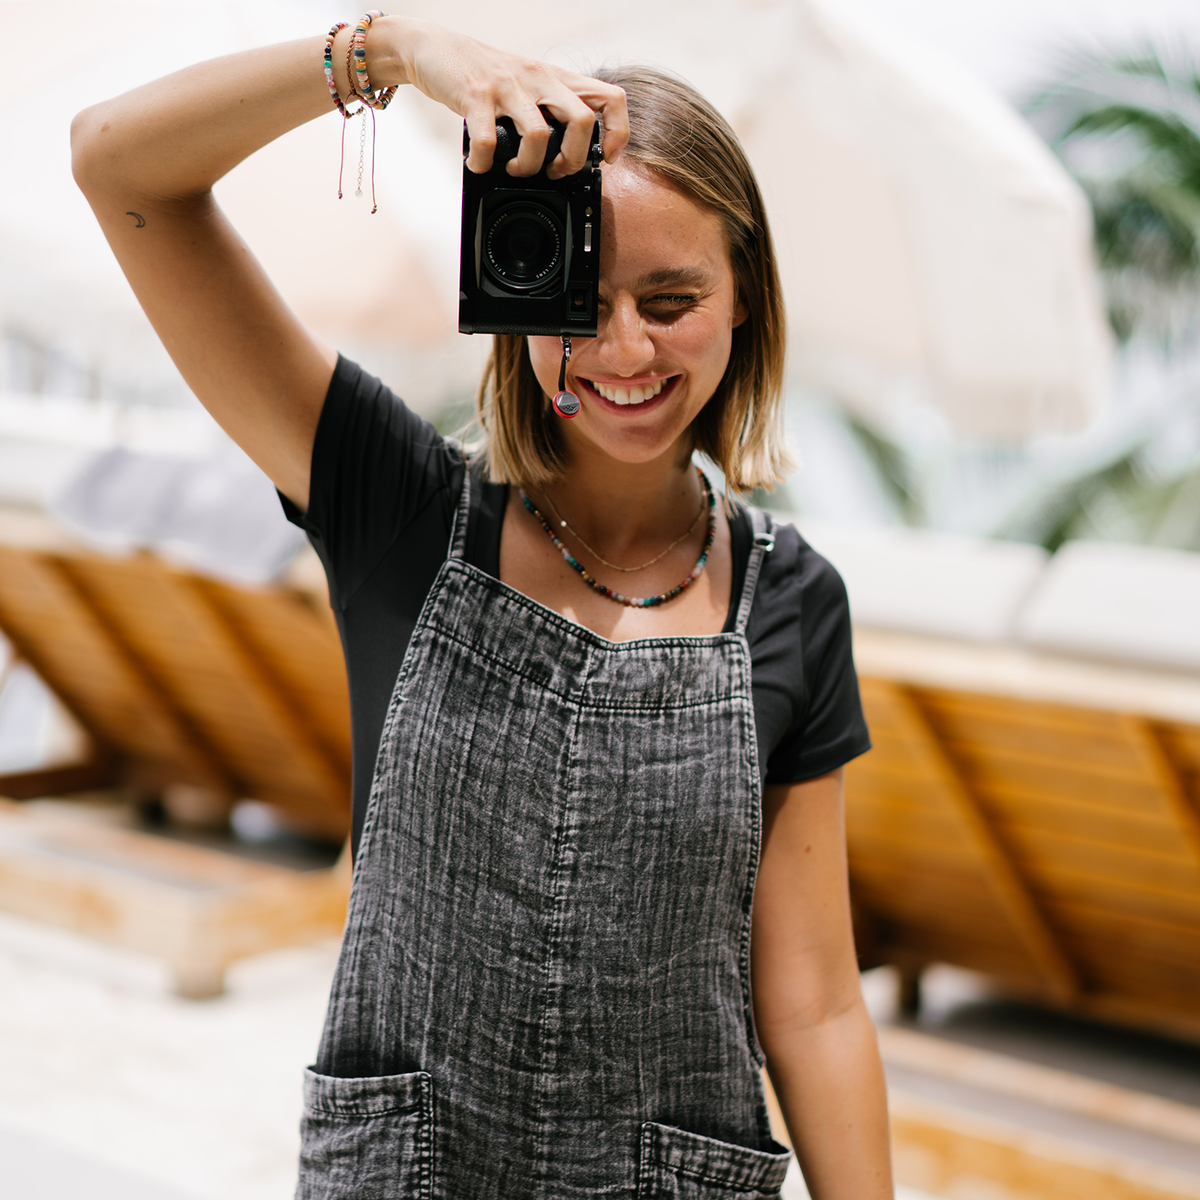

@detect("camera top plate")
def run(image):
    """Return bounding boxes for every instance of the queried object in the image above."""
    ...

[462,110,603,176]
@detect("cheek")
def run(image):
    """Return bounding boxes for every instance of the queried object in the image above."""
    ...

[679,317,734,386]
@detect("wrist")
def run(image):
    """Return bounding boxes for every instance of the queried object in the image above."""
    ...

[367,14,425,90]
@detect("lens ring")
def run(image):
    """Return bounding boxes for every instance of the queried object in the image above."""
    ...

[484,204,564,290]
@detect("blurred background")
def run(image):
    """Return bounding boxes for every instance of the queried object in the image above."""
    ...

[2,1,1200,1198]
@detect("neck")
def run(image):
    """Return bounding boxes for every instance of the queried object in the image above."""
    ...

[532,442,703,557]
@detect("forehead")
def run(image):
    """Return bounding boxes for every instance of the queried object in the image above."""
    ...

[598,162,732,286]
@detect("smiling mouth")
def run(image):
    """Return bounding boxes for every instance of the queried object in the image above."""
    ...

[585,377,675,406]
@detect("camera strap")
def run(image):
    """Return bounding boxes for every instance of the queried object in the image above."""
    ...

[552,335,581,418]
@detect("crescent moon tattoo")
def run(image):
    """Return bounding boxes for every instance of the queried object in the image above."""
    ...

[126,211,146,228]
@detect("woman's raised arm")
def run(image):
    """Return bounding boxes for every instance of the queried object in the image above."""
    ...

[70,17,628,510]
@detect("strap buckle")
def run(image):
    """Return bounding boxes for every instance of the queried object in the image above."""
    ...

[753,531,776,552]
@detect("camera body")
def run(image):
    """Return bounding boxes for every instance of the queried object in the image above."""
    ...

[459,115,603,337]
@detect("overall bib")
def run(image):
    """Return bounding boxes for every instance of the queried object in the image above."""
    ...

[298,466,792,1199]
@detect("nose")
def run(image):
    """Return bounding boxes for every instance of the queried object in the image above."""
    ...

[596,294,655,377]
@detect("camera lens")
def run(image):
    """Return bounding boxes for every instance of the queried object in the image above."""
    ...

[484,204,563,290]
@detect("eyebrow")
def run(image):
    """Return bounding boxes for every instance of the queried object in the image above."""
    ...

[634,266,715,291]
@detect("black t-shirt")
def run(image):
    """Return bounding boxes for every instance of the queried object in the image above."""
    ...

[282,356,871,855]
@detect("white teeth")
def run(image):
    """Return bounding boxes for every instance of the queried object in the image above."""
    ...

[591,379,667,405]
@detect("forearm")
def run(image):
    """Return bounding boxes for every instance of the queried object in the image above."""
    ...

[70,20,417,202]
[762,1000,892,1200]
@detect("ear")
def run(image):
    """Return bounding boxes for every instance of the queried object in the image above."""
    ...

[732,292,750,328]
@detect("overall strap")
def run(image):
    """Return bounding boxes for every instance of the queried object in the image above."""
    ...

[448,452,472,561]
[734,506,775,636]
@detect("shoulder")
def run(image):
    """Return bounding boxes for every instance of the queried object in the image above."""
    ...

[319,356,453,465]
[298,355,465,606]
[747,512,872,782]
[750,515,853,642]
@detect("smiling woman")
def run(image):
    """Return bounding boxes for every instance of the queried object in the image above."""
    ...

[69,14,890,1200]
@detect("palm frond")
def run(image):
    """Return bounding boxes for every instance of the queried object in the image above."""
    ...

[1024,41,1200,343]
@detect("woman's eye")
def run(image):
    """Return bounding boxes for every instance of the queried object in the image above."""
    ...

[647,294,698,309]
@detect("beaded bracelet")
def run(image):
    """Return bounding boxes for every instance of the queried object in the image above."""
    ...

[351,11,396,111]
[322,22,362,117]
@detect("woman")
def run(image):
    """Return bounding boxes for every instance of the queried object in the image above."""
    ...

[72,14,892,1199]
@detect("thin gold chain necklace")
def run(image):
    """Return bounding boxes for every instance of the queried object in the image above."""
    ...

[541,475,708,573]
[519,468,717,609]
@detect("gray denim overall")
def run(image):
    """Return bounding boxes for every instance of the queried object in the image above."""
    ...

[298,465,792,1199]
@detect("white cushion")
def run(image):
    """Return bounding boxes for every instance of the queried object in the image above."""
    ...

[795,519,1048,643]
[1016,541,1200,672]
[50,447,304,586]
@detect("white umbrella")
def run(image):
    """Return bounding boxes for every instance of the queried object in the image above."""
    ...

[740,3,1113,439]
[3,0,1110,436]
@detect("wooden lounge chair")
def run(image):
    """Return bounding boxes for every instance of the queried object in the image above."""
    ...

[810,526,1200,1043]
[0,507,351,995]
[0,508,350,841]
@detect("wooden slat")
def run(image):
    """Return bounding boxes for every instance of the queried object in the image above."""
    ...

[850,862,1026,948]
[0,798,348,998]
[880,928,1045,986]
[953,752,1167,815]
[1162,724,1200,773]
[1130,719,1200,875]
[879,681,1081,1003]
[845,797,971,849]
[1045,901,1200,968]
[1058,938,1200,1008]
[975,790,1186,859]
[917,688,1152,774]
[48,557,241,796]
[58,555,346,835]
[0,546,231,789]
[850,773,1192,863]
[180,578,350,817]
[1027,861,1200,929]
[996,824,1200,900]
[0,758,115,800]
[199,580,351,777]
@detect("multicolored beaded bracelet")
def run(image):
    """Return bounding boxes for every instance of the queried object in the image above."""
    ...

[351,11,397,111]
[322,22,362,118]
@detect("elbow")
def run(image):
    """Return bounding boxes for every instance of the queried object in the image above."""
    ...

[754,975,868,1052]
[70,105,109,195]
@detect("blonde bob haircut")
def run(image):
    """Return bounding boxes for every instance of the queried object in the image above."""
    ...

[475,65,791,496]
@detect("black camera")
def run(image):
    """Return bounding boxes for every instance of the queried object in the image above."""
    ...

[458,113,603,337]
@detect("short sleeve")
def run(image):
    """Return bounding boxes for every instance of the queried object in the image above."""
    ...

[751,525,872,785]
[278,355,459,611]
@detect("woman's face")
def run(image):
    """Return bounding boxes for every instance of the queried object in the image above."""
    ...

[527,162,747,468]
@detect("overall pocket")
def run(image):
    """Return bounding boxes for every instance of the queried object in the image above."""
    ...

[637,1122,792,1200]
[296,1068,434,1200]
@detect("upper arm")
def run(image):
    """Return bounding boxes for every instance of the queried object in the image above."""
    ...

[751,770,862,1040]
[74,176,334,511]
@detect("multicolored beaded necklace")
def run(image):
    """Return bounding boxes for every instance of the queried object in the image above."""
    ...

[520,468,717,608]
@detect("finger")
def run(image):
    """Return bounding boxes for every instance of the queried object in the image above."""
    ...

[464,105,498,175]
[594,84,630,164]
[506,99,553,177]
[550,72,630,164]
[541,93,601,179]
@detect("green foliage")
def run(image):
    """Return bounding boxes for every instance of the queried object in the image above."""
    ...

[844,416,922,524]
[1025,46,1200,342]
[995,440,1200,553]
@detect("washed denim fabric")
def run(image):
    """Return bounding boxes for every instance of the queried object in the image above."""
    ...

[298,466,792,1199]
